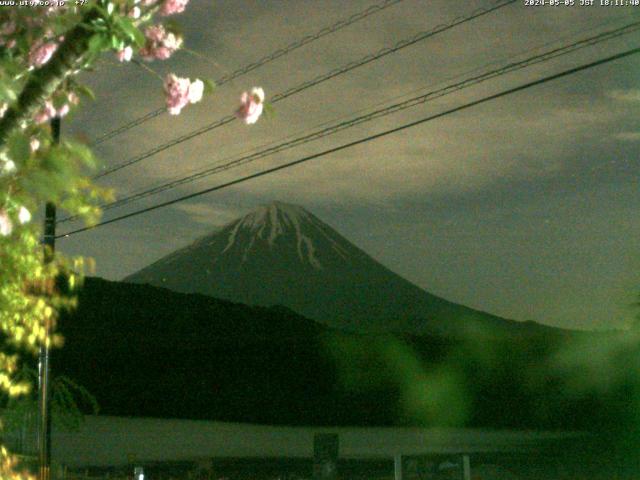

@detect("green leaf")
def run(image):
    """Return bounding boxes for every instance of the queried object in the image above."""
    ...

[0,79,17,103]
[75,84,96,102]
[263,102,276,119]
[63,141,98,170]
[87,33,110,56]
[114,17,144,46]
[52,94,67,110]
[203,79,216,95]
[163,20,184,37]
[7,133,30,165]
[1,58,23,79]
[131,25,146,48]
[110,34,125,51]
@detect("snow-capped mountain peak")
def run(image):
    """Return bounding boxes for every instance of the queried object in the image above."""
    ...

[125,201,514,334]
[222,202,348,269]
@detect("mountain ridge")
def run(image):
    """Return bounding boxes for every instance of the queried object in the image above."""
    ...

[125,201,544,335]
[53,276,624,431]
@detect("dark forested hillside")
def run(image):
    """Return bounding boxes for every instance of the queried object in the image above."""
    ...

[53,277,636,433]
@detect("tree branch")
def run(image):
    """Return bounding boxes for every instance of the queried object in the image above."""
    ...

[0,8,100,145]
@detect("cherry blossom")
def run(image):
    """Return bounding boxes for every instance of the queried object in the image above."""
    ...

[188,79,204,104]
[0,209,12,237]
[33,101,57,124]
[164,74,204,115]
[235,87,265,125]
[117,46,134,62]
[159,0,189,16]
[28,41,58,68]
[140,25,182,61]
[145,24,166,43]
[33,92,78,124]
[57,103,71,118]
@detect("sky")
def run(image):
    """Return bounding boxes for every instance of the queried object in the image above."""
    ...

[59,0,640,331]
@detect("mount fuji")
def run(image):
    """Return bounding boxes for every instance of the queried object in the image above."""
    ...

[125,201,529,334]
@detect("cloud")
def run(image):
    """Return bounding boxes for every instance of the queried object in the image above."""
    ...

[613,132,640,142]
[607,89,640,103]
[76,0,633,207]
[216,100,594,204]
[60,0,640,330]
[172,201,244,226]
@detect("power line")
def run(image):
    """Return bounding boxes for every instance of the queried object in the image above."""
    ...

[59,19,640,223]
[92,14,632,212]
[92,0,518,180]
[58,46,640,239]
[90,0,406,146]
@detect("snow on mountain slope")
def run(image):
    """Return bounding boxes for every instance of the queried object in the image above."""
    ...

[124,202,523,334]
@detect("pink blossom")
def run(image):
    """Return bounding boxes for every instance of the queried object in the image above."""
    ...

[145,25,166,43]
[159,0,189,15]
[164,74,190,115]
[141,45,171,60]
[33,101,57,124]
[57,103,70,117]
[163,74,204,115]
[28,41,58,68]
[33,111,49,124]
[116,46,133,62]
[0,209,12,237]
[162,32,182,50]
[235,87,265,125]
[140,25,182,61]
[128,6,141,18]
[33,94,76,124]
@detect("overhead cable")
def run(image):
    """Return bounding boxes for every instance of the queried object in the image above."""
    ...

[92,0,518,179]
[58,46,640,238]
[90,0,407,146]
[56,19,640,223]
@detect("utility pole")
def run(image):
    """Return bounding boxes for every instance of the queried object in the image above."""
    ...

[39,116,59,480]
